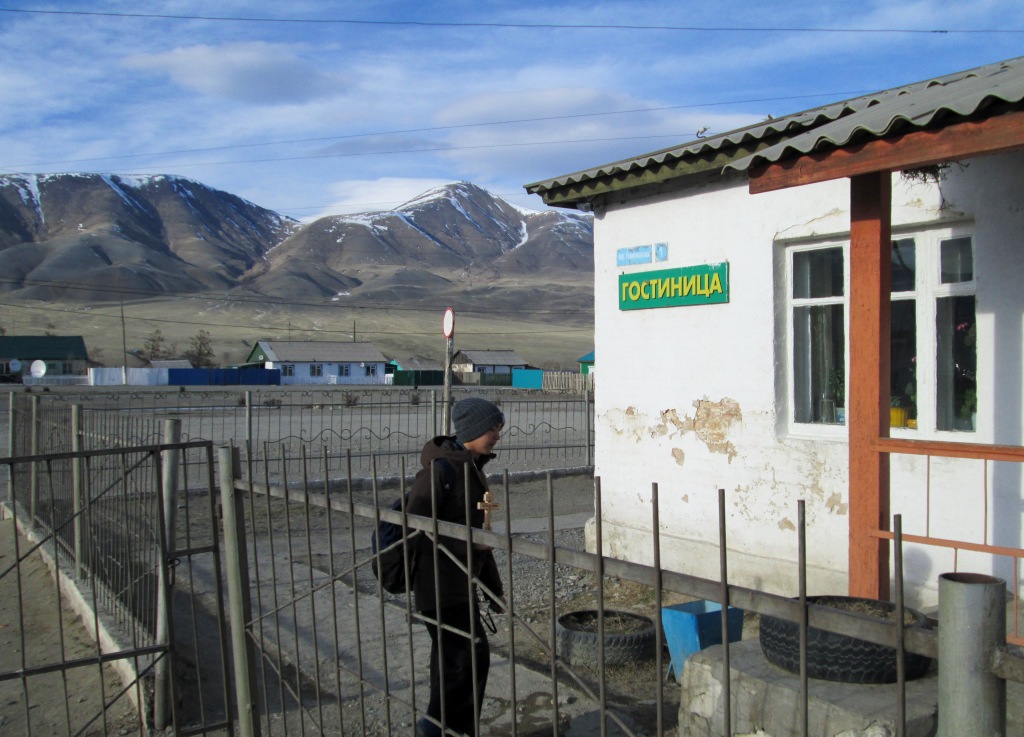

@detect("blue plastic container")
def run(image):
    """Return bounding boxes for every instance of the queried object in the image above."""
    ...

[661,600,744,679]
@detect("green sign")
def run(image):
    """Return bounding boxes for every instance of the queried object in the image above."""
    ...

[619,262,729,311]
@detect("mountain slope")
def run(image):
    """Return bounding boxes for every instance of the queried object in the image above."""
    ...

[0,176,594,308]
[0,173,296,300]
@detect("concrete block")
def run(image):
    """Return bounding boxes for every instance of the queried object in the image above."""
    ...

[678,639,937,737]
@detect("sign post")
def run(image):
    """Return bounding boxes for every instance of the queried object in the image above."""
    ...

[441,307,455,435]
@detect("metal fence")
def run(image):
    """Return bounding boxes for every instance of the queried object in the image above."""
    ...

[5,386,594,484]
[213,445,962,737]
[0,436,233,736]
[5,390,1024,736]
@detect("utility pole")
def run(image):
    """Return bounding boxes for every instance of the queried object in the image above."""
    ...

[120,292,128,385]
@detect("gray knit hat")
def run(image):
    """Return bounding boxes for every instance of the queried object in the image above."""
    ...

[453,398,504,444]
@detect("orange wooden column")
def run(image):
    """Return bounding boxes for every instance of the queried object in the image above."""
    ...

[848,171,892,599]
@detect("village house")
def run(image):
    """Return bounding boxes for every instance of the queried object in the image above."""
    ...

[451,349,528,374]
[526,56,1024,610]
[0,335,90,382]
[246,340,389,386]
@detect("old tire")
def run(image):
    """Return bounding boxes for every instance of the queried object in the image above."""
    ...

[556,610,656,668]
[758,595,933,684]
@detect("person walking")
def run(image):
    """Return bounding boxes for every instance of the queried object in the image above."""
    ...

[408,397,505,737]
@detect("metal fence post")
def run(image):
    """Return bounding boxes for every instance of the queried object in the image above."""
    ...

[937,572,1006,736]
[584,391,592,468]
[29,395,39,524]
[71,403,84,577]
[5,392,13,502]
[219,443,260,737]
[154,418,182,731]
[245,390,253,449]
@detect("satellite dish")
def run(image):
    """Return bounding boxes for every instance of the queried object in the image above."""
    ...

[9,359,20,373]
[29,360,47,378]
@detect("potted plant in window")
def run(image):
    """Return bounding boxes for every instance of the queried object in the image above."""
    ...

[890,395,907,428]
[959,387,977,431]
[828,368,845,425]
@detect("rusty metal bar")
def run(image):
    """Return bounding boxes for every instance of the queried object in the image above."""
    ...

[301,445,326,731]
[321,446,347,737]
[894,514,906,737]
[370,454,395,736]
[652,482,663,737]
[718,488,731,736]
[463,463,480,737]
[501,469,518,737]
[798,499,807,737]
[595,475,607,737]
[345,448,368,734]
[547,470,560,734]
[400,457,418,736]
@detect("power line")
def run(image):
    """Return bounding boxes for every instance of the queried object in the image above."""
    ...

[0,8,1019,33]
[3,91,871,170]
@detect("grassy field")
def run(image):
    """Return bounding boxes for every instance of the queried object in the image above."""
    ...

[0,281,594,371]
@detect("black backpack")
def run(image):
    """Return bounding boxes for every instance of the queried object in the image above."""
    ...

[371,460,457,594]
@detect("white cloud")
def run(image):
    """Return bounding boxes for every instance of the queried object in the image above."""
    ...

[123,42,347,104]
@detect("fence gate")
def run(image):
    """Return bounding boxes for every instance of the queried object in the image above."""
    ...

[1,399,234,737]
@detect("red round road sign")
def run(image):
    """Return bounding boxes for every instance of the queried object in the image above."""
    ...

[442,307,455,338]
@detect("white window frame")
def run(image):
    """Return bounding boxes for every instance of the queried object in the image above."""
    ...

[782,224,976,437]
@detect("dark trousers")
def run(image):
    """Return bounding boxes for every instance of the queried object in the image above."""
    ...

[421,602,489,737]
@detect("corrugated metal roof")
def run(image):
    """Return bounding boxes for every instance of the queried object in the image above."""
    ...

[259,341,388,363]
[729,57,1024,172]
[524,55,1024,200]
[0,335,89,360]
[455,349,527,366]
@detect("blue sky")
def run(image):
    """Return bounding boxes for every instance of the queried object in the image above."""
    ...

[1,1,1022,221]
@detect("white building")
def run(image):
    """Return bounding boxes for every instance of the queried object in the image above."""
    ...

[247,340,390,385]
[526,56,1024,608]
[452,349,528,374]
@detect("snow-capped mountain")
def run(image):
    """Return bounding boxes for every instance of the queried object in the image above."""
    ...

[0,176,593,305]
[253,182,593,299]
[0,173,296,300]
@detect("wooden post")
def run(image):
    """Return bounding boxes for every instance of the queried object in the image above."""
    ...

[848,172,892,599]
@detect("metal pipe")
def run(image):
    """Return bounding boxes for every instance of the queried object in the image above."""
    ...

[218,444,260,737]
[937,572,1005,736]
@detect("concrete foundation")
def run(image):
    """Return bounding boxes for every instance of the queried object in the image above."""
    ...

[680,638,1024,736]
[678,639,938,737]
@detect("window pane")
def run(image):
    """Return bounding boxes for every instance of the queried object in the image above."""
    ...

[941,237,973,283]
[891,239,916,292]
[891,299,917,421]
[936,296,976,431]
[793,304,845,423]
[793,248,843,299]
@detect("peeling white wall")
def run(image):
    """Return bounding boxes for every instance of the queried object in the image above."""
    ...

[590,155,1024,606]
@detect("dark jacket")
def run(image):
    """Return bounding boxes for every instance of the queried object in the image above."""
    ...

[407,436,503,613]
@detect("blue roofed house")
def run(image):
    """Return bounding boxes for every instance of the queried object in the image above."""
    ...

[577,351,595,375]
